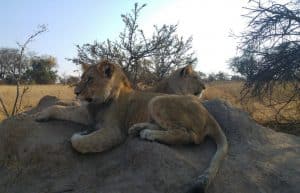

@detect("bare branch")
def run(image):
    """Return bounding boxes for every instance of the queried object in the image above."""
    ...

[230,0,300,124]
[0,96,9,118]
[17,86,30,114]
[11,25,47,116]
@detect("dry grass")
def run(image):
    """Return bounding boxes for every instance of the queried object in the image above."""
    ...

[0,85,74,120]
[203,81,300,135]
[203,81,299,122]
[0,82,299,134]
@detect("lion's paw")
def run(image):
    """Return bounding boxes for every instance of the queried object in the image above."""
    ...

[34,111,51,122]
[71,133,83,142]
[140,129,156,141]
[70,133,85,153]
[128,123,149,136]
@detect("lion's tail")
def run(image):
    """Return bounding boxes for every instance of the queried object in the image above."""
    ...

[187,115,228,193]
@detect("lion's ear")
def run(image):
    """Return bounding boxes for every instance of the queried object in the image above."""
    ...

[81,63,90,71]
[98,60,114,78]
[180,65,193,77]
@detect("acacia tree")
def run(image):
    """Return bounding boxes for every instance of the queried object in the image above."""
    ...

[0,48,30,84]
[0,25,48,118]
[24,56,58,84]
[230,0,300,123]
[71,3,197,85]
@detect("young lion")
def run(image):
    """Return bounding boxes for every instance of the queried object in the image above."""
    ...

[35,60,228,193]
[142,65,206,98]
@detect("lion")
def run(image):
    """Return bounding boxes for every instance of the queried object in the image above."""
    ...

[143,65,206,98]
[35,60,228,193]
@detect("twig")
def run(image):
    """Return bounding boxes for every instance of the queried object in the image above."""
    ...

[11,25,47,117]
[0,95,9,118]
[17,86,30,114]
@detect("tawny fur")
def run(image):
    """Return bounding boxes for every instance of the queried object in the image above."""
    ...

[142,65,206,98]
[35,60,228,193]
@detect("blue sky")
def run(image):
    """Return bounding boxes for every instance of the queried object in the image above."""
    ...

[0,0,248,76]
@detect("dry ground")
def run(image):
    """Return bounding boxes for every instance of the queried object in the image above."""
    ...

[0,82,299,134]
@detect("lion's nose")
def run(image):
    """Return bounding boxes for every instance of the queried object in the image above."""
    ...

[74,88,80,95]
[194,91,201,96]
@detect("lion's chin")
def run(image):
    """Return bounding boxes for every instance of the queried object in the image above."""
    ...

[84,97,106,104]
[197,92,203,99]
[85,98,93,103]
[77,96,96,104]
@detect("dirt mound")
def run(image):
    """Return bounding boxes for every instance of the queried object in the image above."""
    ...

[0,96,299,193]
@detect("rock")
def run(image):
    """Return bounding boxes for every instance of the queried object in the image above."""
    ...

[0,96,299,193]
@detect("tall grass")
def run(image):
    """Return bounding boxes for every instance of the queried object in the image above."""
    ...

[0,85,74,120]
[203,81,300,135]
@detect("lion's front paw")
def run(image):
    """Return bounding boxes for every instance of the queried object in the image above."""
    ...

[34,110,52,122]
[71,133,83,142]
[140,129,156,141]
[128,123,149,136]
[70,133,83,150]
[70,133,91,154]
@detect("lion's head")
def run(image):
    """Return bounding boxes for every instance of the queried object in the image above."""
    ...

[74,60,132,103]
[167,65,206,97]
